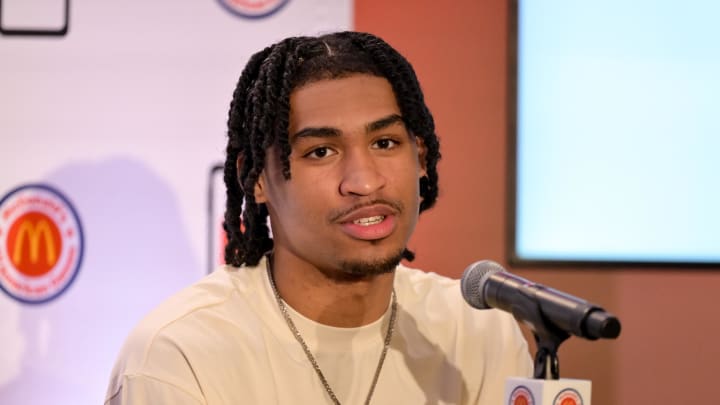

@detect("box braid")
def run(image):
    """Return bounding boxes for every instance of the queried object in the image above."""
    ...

[224,31,441,267]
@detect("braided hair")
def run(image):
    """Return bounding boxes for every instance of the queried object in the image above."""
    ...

[224,31,441,267]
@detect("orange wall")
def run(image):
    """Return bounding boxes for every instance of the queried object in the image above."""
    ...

[356,1,720,404]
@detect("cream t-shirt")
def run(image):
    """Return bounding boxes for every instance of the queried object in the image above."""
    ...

[105,257,532,404]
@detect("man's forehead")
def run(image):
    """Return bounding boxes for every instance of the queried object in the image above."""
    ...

[287,74,401,135]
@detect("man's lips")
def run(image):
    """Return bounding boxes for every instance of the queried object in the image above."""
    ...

[332,202,402,241]
[334,204,398,224]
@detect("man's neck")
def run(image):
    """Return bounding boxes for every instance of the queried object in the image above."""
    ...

[268,252,396,328]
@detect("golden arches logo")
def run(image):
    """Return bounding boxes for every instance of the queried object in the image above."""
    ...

[14,219,57,264]
[6,212,62,277]
[0,184,83,304]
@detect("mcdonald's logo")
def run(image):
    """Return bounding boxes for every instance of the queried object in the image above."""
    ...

[7,212,63,277]
[0,184,83,304]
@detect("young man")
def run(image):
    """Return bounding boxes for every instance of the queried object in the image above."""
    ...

[106,32,532,404]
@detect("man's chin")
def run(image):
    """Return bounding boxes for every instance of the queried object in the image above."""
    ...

[329,249,405,282]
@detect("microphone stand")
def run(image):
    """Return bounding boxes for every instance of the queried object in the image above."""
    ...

[533,324,569,379]
[494,272,610,403]
[503,307,592,404]
[508,288,570,379]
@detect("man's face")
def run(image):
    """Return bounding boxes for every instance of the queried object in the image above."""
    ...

[253,74,427,279]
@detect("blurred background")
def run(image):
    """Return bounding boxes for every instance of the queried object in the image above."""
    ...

[2,0,719,404]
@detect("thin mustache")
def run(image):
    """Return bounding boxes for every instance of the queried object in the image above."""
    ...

[328,199,404,223]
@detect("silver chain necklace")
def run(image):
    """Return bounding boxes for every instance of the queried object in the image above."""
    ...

[266,263,397,405]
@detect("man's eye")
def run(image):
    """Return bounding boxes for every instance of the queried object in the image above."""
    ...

[304,147,336,159]
[373,138,399,150]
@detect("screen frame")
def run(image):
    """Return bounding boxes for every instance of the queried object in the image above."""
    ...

[0,0,70,37]
[505,0,720,268]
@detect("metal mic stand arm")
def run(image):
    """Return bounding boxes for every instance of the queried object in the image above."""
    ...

[509,294,570,380]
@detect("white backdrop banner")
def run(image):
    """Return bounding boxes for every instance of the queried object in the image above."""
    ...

[0,1,352,403]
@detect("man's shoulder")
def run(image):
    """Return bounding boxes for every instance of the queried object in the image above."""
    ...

[110,263,264,372]
[134,267,240,333]
[106,263,267,402]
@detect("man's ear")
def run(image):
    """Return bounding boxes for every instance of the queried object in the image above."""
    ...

[237,154,268,203]
[254,172,268,203]
[416,136,428,178]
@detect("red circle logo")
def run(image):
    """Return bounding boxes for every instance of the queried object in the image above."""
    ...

[509,386,534,405]
[217,0,289,19]
[553,388,583,405]
[6,211,63,277]
[0,184,83,304]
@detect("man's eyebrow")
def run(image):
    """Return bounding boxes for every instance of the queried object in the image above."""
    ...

[290,114,405,144]
[290,127,341,144]
[366,114,405,133]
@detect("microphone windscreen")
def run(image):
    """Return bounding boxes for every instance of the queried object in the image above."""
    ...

[460,260,505,310]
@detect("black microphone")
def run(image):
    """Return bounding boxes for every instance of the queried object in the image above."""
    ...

[461,260,621,340]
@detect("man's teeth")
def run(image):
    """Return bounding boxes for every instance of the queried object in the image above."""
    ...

[353,215,385,226]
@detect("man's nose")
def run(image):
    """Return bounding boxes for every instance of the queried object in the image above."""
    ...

[338,150,387,196]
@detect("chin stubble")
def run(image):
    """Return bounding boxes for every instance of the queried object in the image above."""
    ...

[329,248,405,282]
